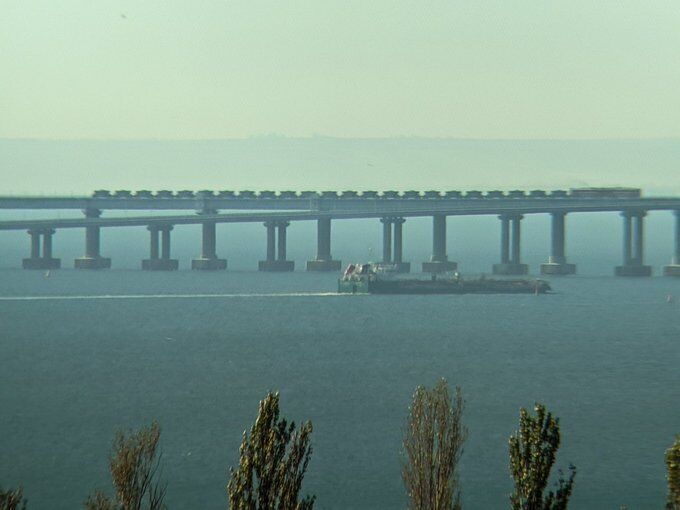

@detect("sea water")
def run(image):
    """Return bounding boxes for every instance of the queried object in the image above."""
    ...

[1,269,679,509]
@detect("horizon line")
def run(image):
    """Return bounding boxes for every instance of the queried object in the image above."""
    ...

[2,135,679,143]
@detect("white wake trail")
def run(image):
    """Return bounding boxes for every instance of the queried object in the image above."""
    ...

[0,292,344,302]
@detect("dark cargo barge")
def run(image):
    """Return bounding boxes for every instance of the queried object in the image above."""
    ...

[338,264,551,295]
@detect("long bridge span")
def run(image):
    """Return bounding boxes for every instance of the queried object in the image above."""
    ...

[1,188,679,276]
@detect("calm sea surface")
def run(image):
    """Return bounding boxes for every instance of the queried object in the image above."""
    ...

[1,269,679,509]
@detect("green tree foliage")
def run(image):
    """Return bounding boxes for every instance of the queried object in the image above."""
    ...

[402,379,467,510]
[667,435,680,510]
[508,404,576,510]
[0,487,27,510]
[228,392,315,510]
[84,421,166,510]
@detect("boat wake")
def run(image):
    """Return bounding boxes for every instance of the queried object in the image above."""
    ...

[0,292,343,302]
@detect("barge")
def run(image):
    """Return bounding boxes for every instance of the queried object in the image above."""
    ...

[338,264,551,295]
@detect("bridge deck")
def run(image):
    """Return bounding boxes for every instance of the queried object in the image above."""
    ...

[0,197,678,230]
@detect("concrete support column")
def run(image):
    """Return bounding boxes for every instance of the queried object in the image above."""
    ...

[317,218,331,260]
[306,217,341,271]
[500,215,510,264]
[664,210,680,276]
[378,217,409,272]
[393,218,404,264]
[148,226,160,260]
[75,209,111,269]
[616,210,651,276]
[390,217,410,272]
[423,215,457,273]
[143,225,178,270]
[493,214,528,275]
[277,221,288,261]
[432,215,447,262]
[622,212,633,265]
[24,228,61,269]
[266,222,276,262]
[42,229,54,259]
[201,221,217,259]
[675,211,680,265]
[85,225,100,258]
[161,227,172,260]
[541,212,576,275]
[511,215,522,264]
[381,217,392,264]
[192,214,227,270]
[633,213,644,264]
[30,230,41,258]
[550,212,566,264]
[259,220,294,271]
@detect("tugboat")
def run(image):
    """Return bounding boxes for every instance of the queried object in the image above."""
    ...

[338,263,551,295]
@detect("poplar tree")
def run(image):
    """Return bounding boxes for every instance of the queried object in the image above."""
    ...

[228,392,315,510]
[508,404,576,510]
[84,421,166,510]
[0,486,27,510]
[667,435,680,510]
[402,379,467,510]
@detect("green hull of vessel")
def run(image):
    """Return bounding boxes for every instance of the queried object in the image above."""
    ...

[337,278,371,294]
[338,277,550,295]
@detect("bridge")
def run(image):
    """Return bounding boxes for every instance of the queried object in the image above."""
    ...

[2,189,679,276]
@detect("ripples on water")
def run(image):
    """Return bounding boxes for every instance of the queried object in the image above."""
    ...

[1,270,679,509]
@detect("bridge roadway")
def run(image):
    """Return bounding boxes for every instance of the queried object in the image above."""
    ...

[2,192,680,276]
[1,197,680,230]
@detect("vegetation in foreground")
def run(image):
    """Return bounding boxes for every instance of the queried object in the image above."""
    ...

[228,392,315,510]
[508,404,576,510]
[84,421,166,510]
[3,382,679,509]
[402,379,466,510]
[0,487,26,510]
[667,435,680,510]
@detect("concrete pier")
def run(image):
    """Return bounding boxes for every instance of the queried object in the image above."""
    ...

[75,209,111,269]
[259,220,294,271]
[663,211,680,276]
[493,214,528,275]
[615,210,651,276]
[381,217,392,265]
[307,218,341,271]
[23,228,61,269]
[143,225,179,270]
[380,217,410,272]
[540,212,576,275]
[422,214,457,273]
[192,219,227,270]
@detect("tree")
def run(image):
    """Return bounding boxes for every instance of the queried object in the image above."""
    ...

[508,404,576,510]
[228,392,315,510]
[667,435,680,510]
[0,487,27,510]
[84,421,166,510]
[402,379,467,510]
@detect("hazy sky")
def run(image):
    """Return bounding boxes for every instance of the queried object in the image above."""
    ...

[3,1,680,140]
